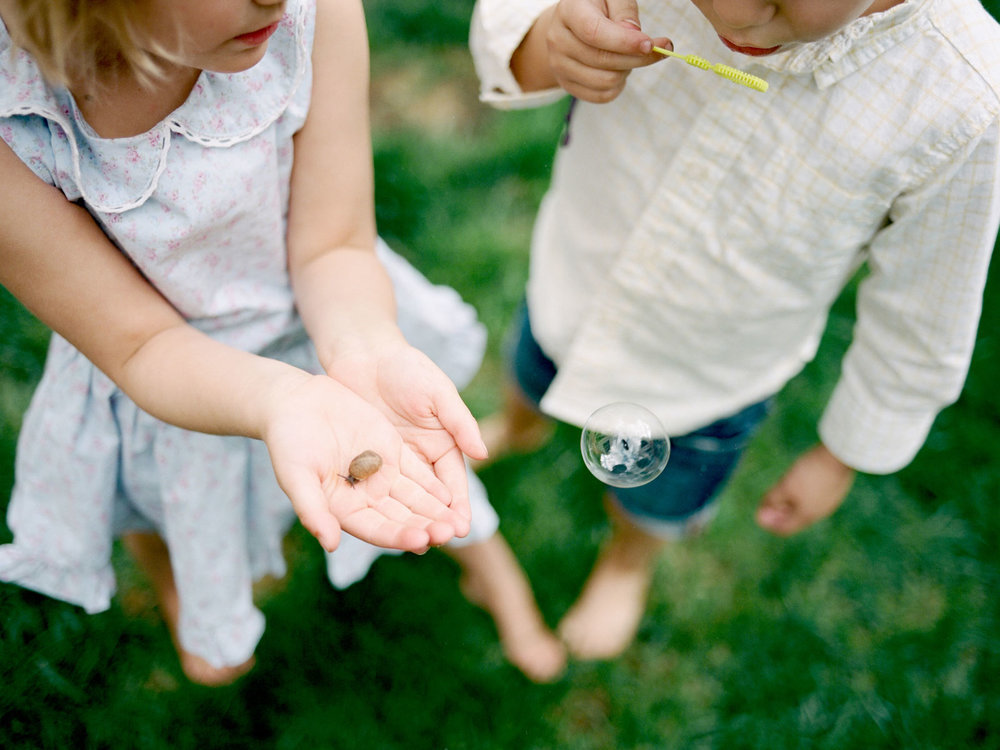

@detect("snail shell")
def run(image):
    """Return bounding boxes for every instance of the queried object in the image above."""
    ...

[341,450,383,487]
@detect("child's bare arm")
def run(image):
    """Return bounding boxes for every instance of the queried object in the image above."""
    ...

[285,0,383,360]
[510,0,668,102]
[287,0,486,528]
[0,140,299,438]
[0,140,463,554]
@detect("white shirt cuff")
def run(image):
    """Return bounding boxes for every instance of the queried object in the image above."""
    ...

[818,377,937,474]
[470,0,566,109]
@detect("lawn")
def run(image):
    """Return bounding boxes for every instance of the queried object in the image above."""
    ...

[2,1,1000,748]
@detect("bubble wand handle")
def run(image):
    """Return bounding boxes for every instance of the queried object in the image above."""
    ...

[651,46,769,93]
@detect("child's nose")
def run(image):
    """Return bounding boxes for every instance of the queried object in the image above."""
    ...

[710,0,776,30]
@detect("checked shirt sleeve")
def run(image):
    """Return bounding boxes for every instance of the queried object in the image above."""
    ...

[470,0,567,109]
[819,120,1000,473]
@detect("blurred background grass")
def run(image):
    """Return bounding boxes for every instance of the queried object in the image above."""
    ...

[2,1,1000,748]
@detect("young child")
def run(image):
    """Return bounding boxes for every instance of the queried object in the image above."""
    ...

[470,0,1000,659]
[0,0,564,685]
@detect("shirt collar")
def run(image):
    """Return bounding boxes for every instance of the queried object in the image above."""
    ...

[754,0,934,88]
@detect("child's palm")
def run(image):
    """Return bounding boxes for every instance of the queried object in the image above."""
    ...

[325,343,486,532]
[262,374,463,552]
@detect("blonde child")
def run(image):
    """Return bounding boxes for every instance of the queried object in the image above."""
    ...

[470,0,1000,659]
[0,0,564,685]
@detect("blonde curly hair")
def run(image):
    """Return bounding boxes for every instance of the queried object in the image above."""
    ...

[3,0,165,88]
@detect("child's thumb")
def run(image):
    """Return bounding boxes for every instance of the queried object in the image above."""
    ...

[607,0,642,28]
[278,466,343,552]
[607,0,652,53]
[433,387,489,461]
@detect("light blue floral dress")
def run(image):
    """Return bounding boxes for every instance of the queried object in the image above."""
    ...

[0,0,496,667]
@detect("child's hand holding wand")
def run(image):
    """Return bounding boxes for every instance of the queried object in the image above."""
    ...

[511,0,671,102]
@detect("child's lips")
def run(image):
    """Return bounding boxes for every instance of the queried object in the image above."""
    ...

[719,35,782,57]
[234,21,280,46]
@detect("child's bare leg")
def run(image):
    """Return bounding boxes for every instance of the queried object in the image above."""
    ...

[445,532,566,682]
[122,532,255,687]
[474,383,554,468]
[557,497,665,660]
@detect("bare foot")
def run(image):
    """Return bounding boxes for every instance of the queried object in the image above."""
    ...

[557,504,664,660]
[557,556,650,660]
[446,534,567,683]
[123,532,257,687]
[179,650,256,687]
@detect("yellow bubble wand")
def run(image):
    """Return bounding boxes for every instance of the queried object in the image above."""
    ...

[652,46,768,93]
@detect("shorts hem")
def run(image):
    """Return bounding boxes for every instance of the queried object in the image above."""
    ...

[608,494,720,541]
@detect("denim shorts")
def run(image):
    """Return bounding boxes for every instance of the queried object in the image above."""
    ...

[508,304,771,539]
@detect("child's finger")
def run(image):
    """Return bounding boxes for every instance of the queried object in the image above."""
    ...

[386,470,468,542]
[430,447,473,535]
[398,447,453,504]
[339,482,456,548]
[432,391,488,461]
[340,506,434,552]
[755,502,795,536]
[552,20,651,72]
[755,486,799,536]
[645,37,674,64]
[368,492,457,546]
[607,0,642,30]
[277,466,343,552]
[566,0,651,55]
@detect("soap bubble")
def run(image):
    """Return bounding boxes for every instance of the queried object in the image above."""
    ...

[581,402,670,488]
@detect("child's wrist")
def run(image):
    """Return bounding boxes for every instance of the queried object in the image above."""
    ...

[255,366,316,440]
[816,442,855,476]
[512,5,559,92]
[316,322,407,372]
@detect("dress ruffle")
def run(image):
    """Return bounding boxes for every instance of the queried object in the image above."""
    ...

[1,333,296,667]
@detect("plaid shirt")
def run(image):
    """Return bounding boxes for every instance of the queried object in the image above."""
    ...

[470,0,1000,473]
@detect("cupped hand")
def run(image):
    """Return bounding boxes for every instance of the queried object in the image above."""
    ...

[261,373,469,553]
[543,0,670,102]
[324,339,488,536]
[755,444,856,536]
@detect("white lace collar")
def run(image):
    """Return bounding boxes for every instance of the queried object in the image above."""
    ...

[0,0,310,211]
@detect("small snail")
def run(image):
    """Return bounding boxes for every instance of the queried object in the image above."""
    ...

[340,450,383,487]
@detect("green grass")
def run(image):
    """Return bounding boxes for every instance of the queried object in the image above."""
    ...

[3,1,1000,748]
